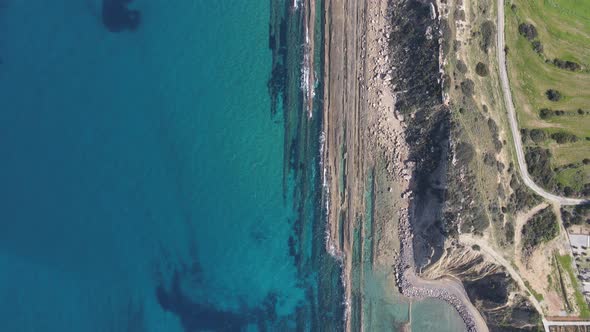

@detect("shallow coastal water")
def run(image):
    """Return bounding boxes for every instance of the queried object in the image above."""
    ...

[0,1,342,331]
[356,270,466,331]
[413,298,467,331]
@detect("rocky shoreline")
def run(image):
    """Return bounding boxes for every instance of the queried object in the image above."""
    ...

[385,0,489,330]
[321,0,490,330]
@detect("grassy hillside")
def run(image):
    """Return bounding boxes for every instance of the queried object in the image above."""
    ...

[505,0,590,197]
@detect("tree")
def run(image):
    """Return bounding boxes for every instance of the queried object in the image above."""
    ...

[461,79,475,97]
[481,21,495,52]
[529,129,546,143]
[550,132,578,144]
[518,23,538,41]
[532,40,543,54]
[546,89,562,102]
[522,207,559,250]
[476,62,489,76]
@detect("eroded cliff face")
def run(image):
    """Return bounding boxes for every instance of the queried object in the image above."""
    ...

[423,244,541,331]
[389,0,541,330]
[387,0,450,271]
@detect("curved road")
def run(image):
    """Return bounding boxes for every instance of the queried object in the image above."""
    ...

[496,0,588,206]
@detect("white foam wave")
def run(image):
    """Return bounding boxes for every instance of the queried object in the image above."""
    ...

[300,10,315,119]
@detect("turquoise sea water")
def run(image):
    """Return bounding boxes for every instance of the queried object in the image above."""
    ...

[0,1,342,331]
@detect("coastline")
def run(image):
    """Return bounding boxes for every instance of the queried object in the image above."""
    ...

[321,0,489,331]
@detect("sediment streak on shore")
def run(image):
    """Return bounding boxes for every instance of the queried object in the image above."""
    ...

[322,0,369,328]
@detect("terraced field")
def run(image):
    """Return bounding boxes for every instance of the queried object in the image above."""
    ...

[505,0,590,197]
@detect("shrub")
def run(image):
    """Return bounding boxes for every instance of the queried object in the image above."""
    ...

[505,222,515,244]
[550,132,578,144]
[475,62,489,76]
[456,60,468,74]
[455,9,465,21]
[546,89,562,102]
[487,118,498,136]
[440,19,452,57]
[508,174,541,212]
[522,207,559,250]
[497,161,505,172]
[518,23,538,41]
[493,139,503,153]
[553,58,581,71]
[529,129,546,143]
[532,40,543,54]
[525,147,554,189]
[481,21,496,52]
[461,79,475,97]
[483,152,496,166]
[521,129,530,143]
[562,204,590,228]
[456,142,475,164]
[466,209,490,234]
[539,108,553,119]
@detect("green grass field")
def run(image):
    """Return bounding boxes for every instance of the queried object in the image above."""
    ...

[506,0,590,194]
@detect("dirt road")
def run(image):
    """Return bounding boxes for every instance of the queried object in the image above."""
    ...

[460,234,544,315]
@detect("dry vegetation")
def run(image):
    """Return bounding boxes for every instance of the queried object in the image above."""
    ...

[440,0,588,324]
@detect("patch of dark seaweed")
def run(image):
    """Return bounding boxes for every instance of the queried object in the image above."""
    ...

[155,261,286,332]
[155,269,248,331]
[102,0,141,32]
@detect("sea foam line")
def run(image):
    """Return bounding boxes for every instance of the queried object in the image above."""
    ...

[300,2,315,120]
[309,0,348,325]
[319,131,342,261]
[301,41,314,118]
[319,129,349,324]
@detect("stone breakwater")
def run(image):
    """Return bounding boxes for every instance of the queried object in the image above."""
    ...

[395,208,478,332]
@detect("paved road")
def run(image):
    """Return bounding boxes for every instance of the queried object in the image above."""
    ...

[496,0,588,206]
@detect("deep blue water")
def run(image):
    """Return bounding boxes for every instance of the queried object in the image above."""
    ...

[0,1,342,331]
